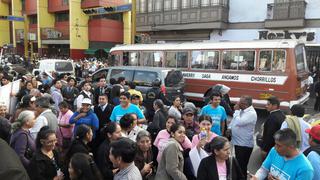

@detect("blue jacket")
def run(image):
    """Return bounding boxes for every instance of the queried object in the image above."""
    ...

[69,110,99,138]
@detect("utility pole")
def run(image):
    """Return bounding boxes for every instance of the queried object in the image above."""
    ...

[131,0,136,44]
[23,14,29,59]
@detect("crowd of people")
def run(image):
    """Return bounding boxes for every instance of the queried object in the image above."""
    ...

[0,64,320,180]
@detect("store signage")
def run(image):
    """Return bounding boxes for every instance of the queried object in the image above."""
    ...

[258,30,315,42]
[41,28,63,39]
[0,15,24,22]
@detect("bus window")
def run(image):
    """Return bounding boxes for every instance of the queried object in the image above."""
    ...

[259,51,272,71]
[110,54,120,66]
[177,52,188,68]
[123,52,140,66]
[272,50,286,72]
[222,50,255,71]
[295,44,307,72]
[166,52,176,68]
[191,50,219,69]
[141,51,163,67]
[165,51,188,68]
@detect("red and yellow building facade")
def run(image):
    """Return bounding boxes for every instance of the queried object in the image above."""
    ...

[0,0,134,60]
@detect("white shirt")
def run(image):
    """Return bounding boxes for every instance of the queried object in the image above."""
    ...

[230,106,257,147]
[29,109,50,140]
[76,91,92,111]
[122,125,144,142]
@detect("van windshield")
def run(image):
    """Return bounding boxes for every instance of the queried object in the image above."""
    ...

[55,61,73,71]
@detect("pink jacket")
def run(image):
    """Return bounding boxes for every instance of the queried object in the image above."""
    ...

[56,110,74,144]
[154,129,192,163]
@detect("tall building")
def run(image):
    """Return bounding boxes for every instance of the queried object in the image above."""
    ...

[136,0,320,68]
[0,0,134,60]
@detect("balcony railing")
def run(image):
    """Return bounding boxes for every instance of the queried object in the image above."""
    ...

[266,0,306,20]
[136,6,228,30]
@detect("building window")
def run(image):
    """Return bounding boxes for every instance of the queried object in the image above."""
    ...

[201,0,210,7]
[62,0,69,5]
[182,0,190,8]
[164,0,172,11]
[55,13,69,22]
[136,0,140,13]
[172,0,178,10]
[140,0,147,13]
[29,15,37,24]
[155,0,162,11]
[148,0,153,12]
[191,0,199,7]
[21,0,25,12]
[211,0,220,5]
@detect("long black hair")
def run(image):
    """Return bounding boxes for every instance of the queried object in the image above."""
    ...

[74,124,92,141]
[101,122,118,142]
[70,153,103,180]
[35,126,56,149]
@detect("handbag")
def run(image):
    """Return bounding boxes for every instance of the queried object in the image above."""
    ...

[59,128,71,149]
[24,134,34,160]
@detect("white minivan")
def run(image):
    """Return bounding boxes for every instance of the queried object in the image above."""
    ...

[33,59,75,76]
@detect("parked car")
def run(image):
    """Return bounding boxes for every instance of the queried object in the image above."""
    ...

[91,66,185,102]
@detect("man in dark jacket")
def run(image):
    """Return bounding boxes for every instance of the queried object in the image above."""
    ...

[144,78,170,120]
[260,96,285,159]
[93,94,114,149]
[0,138,30,180]
[93,77,107,105]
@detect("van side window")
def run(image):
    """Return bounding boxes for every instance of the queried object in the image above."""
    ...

[222,50,255,71]
[93,70,108,83]
[110,69,134,82]
[134,71,157,86]
[165,51,188,68]
[141,51,164,67]
[259,50,286,72]
[191,50,219,69]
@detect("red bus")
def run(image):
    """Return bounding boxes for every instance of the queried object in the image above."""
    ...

[110,40,310,109]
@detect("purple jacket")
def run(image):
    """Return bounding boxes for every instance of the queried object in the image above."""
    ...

[10,128,36,168]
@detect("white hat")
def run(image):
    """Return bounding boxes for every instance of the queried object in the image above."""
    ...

[81,98,92,105]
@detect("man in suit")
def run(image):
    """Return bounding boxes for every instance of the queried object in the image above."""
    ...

[93,93,114,148]
[260,96,286,159]
[94,77,107,105]
[61,77,79,111]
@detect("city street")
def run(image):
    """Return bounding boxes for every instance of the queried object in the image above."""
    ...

[247,96,318,174]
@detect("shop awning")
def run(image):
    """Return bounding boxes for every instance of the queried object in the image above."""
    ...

[84,49,97,55]
[103,48,111,53]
